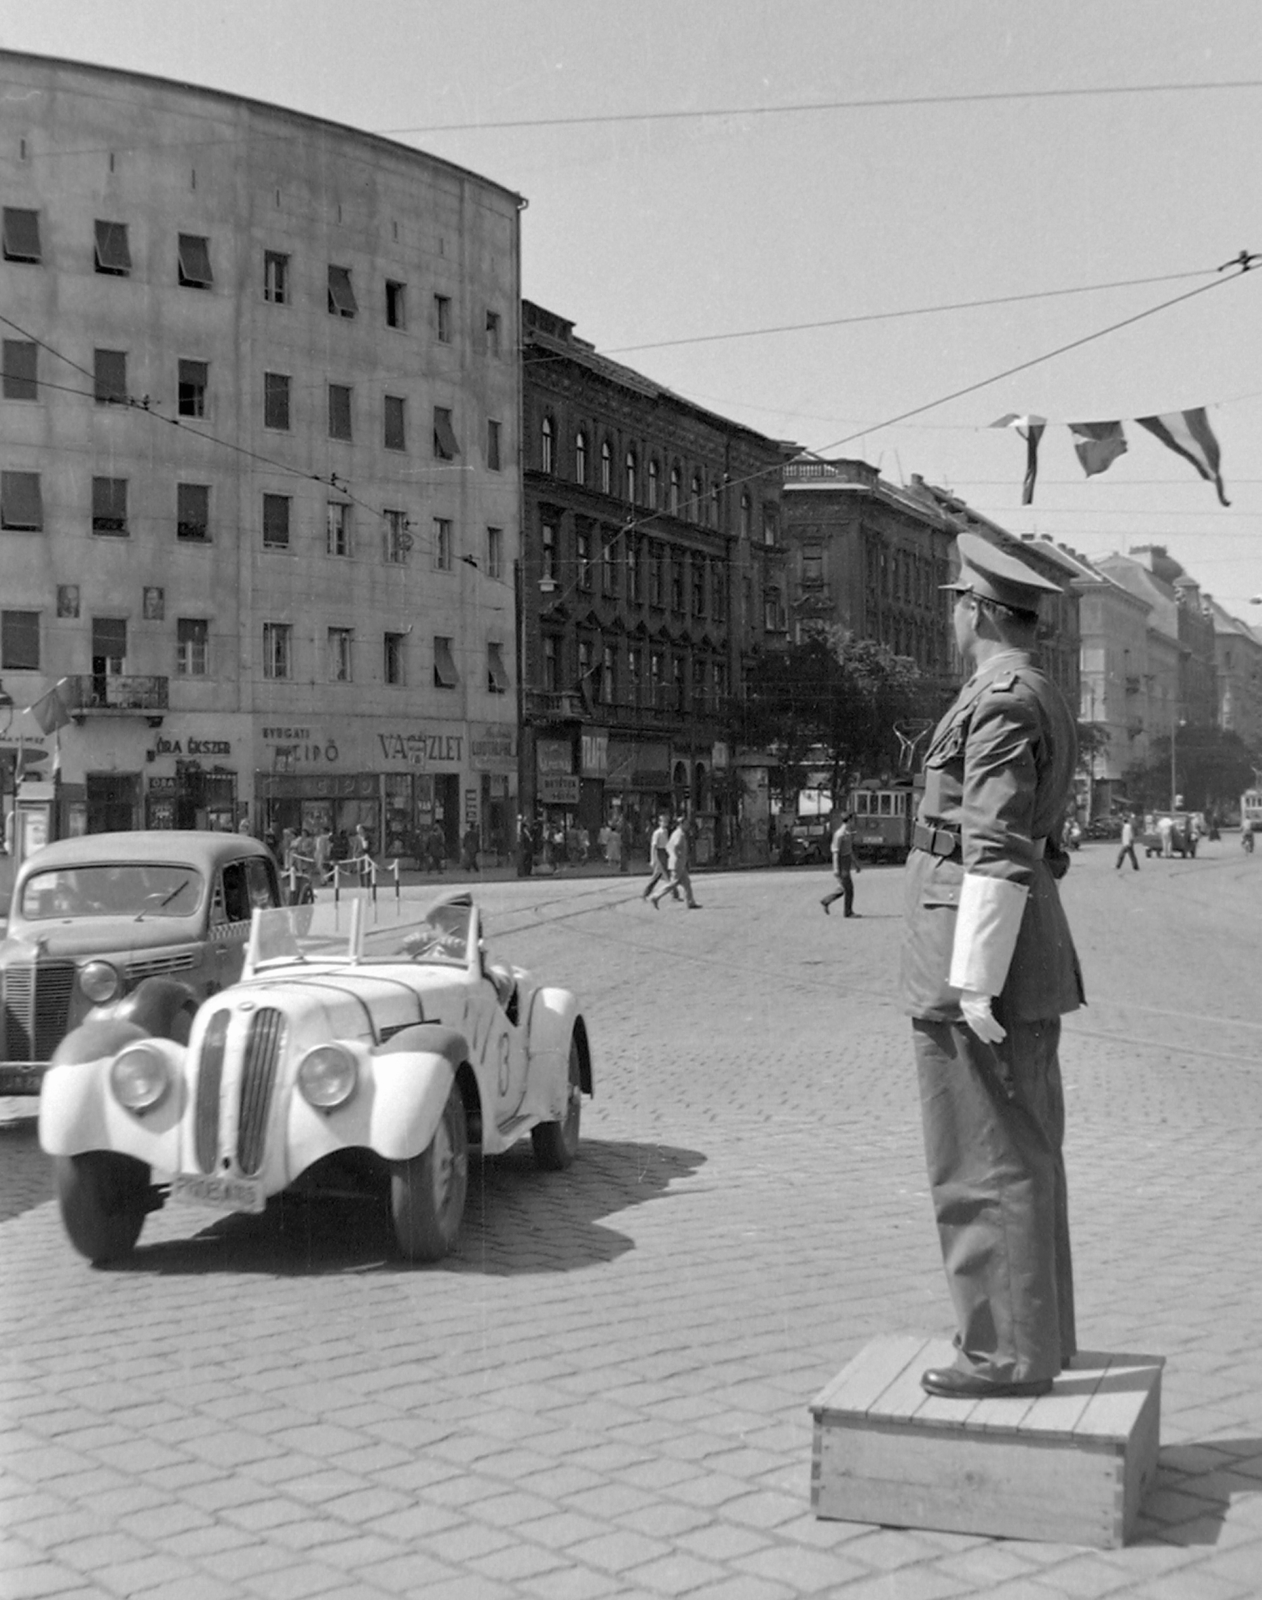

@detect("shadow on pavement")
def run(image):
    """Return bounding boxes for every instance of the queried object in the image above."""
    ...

[0,1115,52,1222]
[102,1137,707,1278]
[1132,1439,1262,1546]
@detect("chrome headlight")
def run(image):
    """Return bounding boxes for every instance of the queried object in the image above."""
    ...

[297,1044,357,1109]
[80,960,122,1004]
[110,1042,171,1112]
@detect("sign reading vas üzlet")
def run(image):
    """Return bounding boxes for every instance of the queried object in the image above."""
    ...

[378,731,463,766]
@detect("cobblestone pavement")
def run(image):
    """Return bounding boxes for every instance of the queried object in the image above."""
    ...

[4,842,1262,1599]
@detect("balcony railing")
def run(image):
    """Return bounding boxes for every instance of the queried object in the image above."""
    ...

[67,674,169,714]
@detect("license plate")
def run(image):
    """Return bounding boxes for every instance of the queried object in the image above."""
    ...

[170,1173,265,1214]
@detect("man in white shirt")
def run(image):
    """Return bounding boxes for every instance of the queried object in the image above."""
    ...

[821,812,860,916]
[651,818,699,909]
[1115,815,1139,872]
[641,811,677,902]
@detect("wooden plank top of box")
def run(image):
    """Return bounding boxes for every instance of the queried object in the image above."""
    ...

[811,1335,1164,1442]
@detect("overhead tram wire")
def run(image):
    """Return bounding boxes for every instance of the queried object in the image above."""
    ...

[604,268,1218,355]
[380,79,1262,136]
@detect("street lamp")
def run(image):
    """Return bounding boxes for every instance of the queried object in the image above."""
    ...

[1170,714,1186,812]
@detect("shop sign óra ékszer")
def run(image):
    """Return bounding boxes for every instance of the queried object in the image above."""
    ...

[155,736,231,758]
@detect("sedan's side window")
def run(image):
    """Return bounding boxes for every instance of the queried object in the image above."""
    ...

[221,863,252,923]
[244,857,276,909]
[209,874,227,926]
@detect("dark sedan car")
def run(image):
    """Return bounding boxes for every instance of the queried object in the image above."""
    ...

[0,832,281,1095]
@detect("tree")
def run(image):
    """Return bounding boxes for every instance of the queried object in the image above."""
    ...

[737,630,944,806]
[1126,726,1258,813]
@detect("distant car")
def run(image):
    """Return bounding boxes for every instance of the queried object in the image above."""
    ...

[39,892,593,1266]
[1142,813,1198,858]
[0,832,282,1097]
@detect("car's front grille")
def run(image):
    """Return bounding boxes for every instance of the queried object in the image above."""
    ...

[192,1006,284,1176]
[127,949,197,983]
[238,1010,284,1176]
[194,1010,229,1173]
[2,962,76,1061]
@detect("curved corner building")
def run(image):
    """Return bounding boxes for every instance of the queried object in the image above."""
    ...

[0,50,523,863]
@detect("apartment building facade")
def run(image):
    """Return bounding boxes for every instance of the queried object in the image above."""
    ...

[521,301,794,863]
[1,51,522,859]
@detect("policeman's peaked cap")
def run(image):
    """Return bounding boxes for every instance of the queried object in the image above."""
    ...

[941,532,1063,614]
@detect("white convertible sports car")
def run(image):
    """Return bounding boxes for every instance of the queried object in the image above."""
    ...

[39,893,592,1265]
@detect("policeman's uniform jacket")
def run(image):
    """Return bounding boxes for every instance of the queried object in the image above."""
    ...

[901,649,1084,1023]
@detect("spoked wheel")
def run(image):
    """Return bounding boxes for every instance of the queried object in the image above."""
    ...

[389,1081,468,1262]
[55,1151,151,1264]
[531,1035,582,1171]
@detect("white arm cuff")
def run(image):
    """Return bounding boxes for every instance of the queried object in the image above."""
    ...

[948,874,1029,996]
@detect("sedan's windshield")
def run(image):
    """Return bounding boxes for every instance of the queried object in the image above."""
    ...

[20,865,204,921]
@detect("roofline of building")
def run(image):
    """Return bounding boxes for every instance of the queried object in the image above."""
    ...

[782,460,954,529]
[0,48,527,209]
[523,300,798,459]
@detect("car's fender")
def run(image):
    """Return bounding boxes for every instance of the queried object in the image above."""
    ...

[526,988,592,1119]
[39,1020,186,1167]
[283,1024,471,1170]
[111,976,202,1039]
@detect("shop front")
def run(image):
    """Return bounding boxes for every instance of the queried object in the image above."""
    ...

[254,715,516,868]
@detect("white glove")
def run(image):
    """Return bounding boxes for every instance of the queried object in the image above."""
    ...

[959,989,1007,1044]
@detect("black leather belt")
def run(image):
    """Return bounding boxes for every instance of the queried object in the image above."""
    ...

[913,821,961,860]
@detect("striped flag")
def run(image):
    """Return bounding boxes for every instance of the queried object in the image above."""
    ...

[991,414,1047,505]
[25,678,72,735]
[1135,408,1229,505]
[1069,420,1128,478]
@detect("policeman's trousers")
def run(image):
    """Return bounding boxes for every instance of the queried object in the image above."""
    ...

[913,1016,1076,1385]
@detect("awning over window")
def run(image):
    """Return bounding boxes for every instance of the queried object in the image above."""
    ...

[0,471,43,531]
[433,636,459,688]
[3,208,41,262]
[433,407,460,459]
[328,265,357,317]
[94,219,131,273]
[178,233,213,287]
[487,642,509,694]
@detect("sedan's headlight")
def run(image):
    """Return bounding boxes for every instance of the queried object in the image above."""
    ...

[110,1042,170,1112]
[297,1044,357,1109]
[80,960,122,1004]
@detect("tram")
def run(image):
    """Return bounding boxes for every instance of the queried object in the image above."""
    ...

[850,779,919,863]
[1240,788,1262,831]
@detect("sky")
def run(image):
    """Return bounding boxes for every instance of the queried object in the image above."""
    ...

[4,0,1262,610]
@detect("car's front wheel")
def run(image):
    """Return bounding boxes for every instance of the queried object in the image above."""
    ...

[55,1151,150,1264]
[531,1035,582,1171]
[389,1081,468,1262]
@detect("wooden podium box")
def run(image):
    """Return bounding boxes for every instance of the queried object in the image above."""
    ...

[810,1335,1164,1548]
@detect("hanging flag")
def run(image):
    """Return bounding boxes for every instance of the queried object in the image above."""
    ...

[1069,420,1128,478]
[1135,407,1230,505]
[991,414,1047,505]
[25,678,71,735]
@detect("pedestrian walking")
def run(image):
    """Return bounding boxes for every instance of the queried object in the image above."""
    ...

[820,811,861,916]
[461,823,479,873]
[604,819,622,872]
[1158,813,1174,858]
[641,811,678,902]
[651,816,699,908]
[902,534,1085,1401]
[1115,814,1140,872]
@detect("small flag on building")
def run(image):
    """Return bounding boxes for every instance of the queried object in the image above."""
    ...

[1135,407,1230,505]
[25,678,72,735]
[991,414,1047,505]
[1069,420,1128,478]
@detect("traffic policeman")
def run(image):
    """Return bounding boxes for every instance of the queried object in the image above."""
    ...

[902,533,1084,1400]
